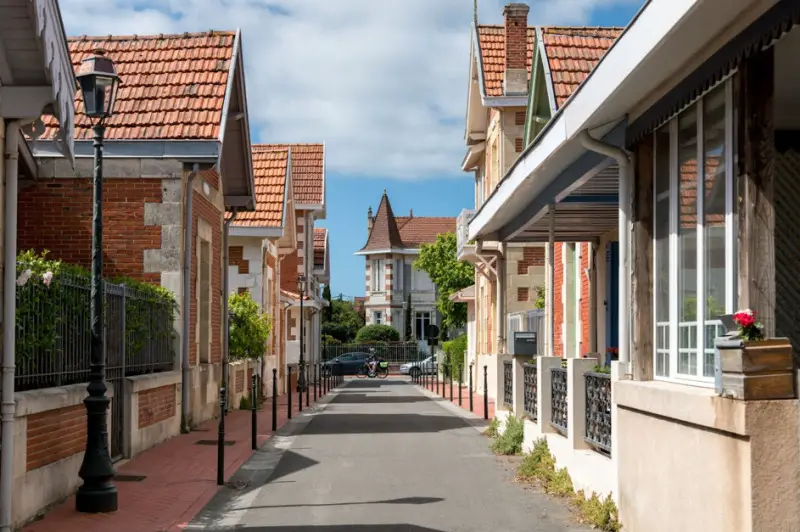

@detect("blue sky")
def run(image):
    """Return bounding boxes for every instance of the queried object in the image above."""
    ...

[59,0,645,297]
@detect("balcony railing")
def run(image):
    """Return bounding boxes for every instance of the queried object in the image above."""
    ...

[456,209,476,259]
[523,362,537,420]
[550,367,568,434]
[585,372,612,453]
[502,360,513,408]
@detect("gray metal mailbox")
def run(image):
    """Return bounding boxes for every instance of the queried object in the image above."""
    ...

[512,331,538,356]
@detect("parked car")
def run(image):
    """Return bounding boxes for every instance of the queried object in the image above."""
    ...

[399,355,437,378]
[321,352,372,376]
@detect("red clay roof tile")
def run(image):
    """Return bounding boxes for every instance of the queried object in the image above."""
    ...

[476,25,535,98]
[287,144,324,206]
[232,146,289,228]
[314,227,327,268]
[43,31,236,141]
[396,217,456,248]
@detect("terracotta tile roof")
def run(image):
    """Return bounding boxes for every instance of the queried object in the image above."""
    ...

[232,146,289,227]
[359,191,404,252]
[288,144,324,206]
[42,31,236,141]
[396,216,456,248]
[540,27,623,108]
[476,25,535,98]
[475,25,621,106]
[314,228,327,268]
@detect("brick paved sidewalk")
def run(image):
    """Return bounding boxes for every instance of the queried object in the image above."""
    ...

[418,377,496,420]
[24,381,336,532]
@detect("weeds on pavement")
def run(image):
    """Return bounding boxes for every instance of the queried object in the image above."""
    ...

[516,439,622,531]
[490,414,524,455]
[485,417,500,438]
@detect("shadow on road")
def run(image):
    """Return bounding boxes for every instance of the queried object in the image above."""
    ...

[235,496,444,511]
[330,394,431,404]
[234,526,445,531]
[268,450,319,483]
[302,413,469,435]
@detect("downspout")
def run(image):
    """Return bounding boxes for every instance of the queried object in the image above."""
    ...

[1,120,20,532]
[181,163,200,433]
[547,206,555,357]
[222,209,237,411]
[496,243,506,354]
[579,130,631,366]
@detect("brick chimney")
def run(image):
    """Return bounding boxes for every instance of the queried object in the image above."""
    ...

[503,3,529,96]
[367,206,373,234]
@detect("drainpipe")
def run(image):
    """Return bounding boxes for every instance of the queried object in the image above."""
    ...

[578,130,631,366]
[222,209,237,410]
[585,243,597,354]
[496,243,506,354]
[547,205,555,357]
[180,164,200,433]
[1,120,20,532]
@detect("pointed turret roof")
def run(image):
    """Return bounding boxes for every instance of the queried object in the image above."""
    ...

[359,190,404,252]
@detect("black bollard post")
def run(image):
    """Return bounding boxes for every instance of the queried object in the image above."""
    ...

[449,365,453,401]
[483,365,488,420]
[306,364,310,407]
[217,387,226,485]
[287,366,292,420]
[314,364,318,403]
[436,363,440,395]
[458,365,463,406]
[272,368,278,432]
[251,373,258,450]
[298,364,303,413]
[337,362,342,387]
[469,363,474,412]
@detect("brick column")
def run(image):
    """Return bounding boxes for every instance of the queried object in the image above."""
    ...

[567,357,597,450]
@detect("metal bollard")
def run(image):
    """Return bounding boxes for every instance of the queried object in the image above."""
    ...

[449,365,453,401]
[314,364,318,402]
[458,365,463,406]
[483,365,488,420]
[287,366,292,420]
[217,387,226,485]
[306,364,310,407]
[298,364,303,413]
[469,362,474,412]
[272,368,278,432]
[337,362,342,387]
[436,364,439,395]
[251,373,258,450]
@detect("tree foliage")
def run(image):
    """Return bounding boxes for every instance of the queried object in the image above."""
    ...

[321,298,365,343]
[355,324,400,343]
[404,293,413,341]
[413,232,474,331]
[322,284,333,321]
[229,291,271,360]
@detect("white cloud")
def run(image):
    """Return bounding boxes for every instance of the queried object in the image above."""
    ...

[59,0,638,179]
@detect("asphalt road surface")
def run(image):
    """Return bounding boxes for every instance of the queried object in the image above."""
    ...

[188,378,589,532]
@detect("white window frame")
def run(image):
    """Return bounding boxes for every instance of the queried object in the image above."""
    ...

[415,311,431,340]
[395,258,403,291]
[652,77,737,387]
[371,259,385,292]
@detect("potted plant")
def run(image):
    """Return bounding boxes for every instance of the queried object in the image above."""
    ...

[717,309,794,401]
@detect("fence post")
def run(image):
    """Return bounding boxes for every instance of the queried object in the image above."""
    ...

[272,368,277,432]
[469,362,473,412]
[251,372,258,450]
[483,365,488,420]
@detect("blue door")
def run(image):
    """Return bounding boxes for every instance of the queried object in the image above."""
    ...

[605,242,619,365]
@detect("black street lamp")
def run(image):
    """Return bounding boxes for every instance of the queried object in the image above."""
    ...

[297,274,306,392]
[75,49,121,514]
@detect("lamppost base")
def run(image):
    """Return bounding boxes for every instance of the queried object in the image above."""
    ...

[75,483,118,513]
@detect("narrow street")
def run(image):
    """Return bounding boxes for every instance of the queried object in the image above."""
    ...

[187,378,588,532]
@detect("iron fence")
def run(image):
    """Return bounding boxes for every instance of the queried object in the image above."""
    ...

[585,372,612,453]
[550,367,568,434]
[322,342,427,364]
[523,362,537,420]
[502,360,513,408]
[15,273,176,392]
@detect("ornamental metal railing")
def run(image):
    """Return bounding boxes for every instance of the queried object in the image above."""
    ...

[502,360,513,408]
[523,362,537,420]
[550,367,568,434]
[585,371,612,453]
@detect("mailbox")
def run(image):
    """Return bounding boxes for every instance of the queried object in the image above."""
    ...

[511,331,538,356]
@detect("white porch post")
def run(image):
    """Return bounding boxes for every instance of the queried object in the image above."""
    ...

[546,205,556,357]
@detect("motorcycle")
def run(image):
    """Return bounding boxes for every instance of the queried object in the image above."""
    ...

[358,359,389,379]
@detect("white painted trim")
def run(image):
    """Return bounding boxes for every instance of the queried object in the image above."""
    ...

[471,23,534,109]
[536,27,558,116]
[229,226,282,238]
[295,203,324,211]
[32,139,220,159]
[724,80,736,313]
[354,248,420,256]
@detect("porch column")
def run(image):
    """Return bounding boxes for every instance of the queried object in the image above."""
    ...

[546,204,555,357]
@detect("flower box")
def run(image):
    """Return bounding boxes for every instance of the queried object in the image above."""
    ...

[716,338,794,401]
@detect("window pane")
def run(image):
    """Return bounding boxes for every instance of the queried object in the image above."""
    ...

[654,127,671,377]
[678,104,698,376]
[703,86,727,377]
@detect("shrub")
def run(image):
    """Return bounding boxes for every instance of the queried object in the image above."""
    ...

[229,291,271,360]
[355,324,400,343]
[321,322,350,343]
[321,334,341,345]
[485,417,501,438]
[491,414,524,455]
[442,333,467,378]
[239,395,251,410]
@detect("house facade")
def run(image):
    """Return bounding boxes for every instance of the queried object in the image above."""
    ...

[10,31,256,527]
[0,1,77,529]
[468,0,800,530]
[356,191,454,343]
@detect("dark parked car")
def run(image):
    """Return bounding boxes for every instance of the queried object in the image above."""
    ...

[321,352,372,376]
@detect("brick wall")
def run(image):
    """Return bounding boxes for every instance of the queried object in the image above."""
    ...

[235,368,244,393]
[553,244,564,357]
[518,246,545,274]
[280,249,300,294]
[26,404,86,471]
[229,245,249,274]
[17,179,162,282]
[190,191,223,365]
[138,385,176,428]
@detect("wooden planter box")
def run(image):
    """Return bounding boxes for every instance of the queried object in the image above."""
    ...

[717,338,795,401]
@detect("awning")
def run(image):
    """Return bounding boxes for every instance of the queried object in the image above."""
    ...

[449,285,475,303]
